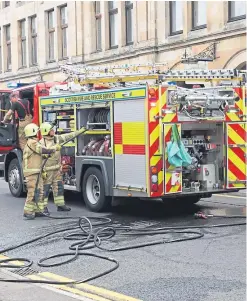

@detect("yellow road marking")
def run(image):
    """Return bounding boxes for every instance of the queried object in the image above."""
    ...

[27,274,110,301]
[0,254,25,266]
[0,255,142,301]
[39,272,142,301]
[213,194,246,199]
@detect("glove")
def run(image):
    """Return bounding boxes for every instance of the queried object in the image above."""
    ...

[55,144,62,151]
[42,171,47,180]
[78,127,86,134]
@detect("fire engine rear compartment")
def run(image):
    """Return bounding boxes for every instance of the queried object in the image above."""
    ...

[165,122,225,195]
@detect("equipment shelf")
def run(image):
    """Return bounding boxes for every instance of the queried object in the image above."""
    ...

[56,115,75,120]
[57,128,75,133]
[84,130,111,135]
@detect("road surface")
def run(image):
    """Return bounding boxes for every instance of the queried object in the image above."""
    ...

[0,179,246,301]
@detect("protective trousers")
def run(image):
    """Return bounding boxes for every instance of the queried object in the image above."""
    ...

[23,174,44,215]
[18,115,32,150]
[43,170,65,208]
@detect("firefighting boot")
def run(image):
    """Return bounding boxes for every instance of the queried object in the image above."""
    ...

[57,205,71,211]
[23,213,35,220]
[35,212,46,217]
[43,207,50,216]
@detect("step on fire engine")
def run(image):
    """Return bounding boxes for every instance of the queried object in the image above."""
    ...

[2,64,246,212]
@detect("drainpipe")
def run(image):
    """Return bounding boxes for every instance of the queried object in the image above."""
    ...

[154,1,158,63]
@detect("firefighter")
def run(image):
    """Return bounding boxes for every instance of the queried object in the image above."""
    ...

[39,122,85,214]
[23,123,61,220]
[2,92,32,150]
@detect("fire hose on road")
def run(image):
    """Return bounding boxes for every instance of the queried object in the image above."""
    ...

[0,213,246,285]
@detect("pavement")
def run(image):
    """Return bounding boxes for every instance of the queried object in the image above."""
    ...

[0,178,246,301]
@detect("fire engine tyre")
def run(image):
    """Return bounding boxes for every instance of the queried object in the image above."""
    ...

[8,158,24,197]
[82,167,110,212]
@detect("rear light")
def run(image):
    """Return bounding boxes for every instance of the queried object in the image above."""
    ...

[151,166,158,191]
[151,166,158,174]
[151,174,158,183]
[152,184,158,192]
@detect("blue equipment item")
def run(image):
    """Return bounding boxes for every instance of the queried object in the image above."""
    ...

[167,124,192,167]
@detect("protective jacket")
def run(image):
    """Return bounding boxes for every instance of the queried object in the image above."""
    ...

[23,138,56,177]
[40,131,80,172]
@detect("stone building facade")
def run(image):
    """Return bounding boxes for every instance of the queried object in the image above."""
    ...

[0,1,246,88]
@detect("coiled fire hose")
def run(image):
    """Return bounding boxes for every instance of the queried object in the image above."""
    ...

[0,214,245,284]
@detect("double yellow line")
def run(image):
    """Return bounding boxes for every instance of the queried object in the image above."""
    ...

[0,255,142,301]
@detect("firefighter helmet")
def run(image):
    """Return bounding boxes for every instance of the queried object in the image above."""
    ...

[24,123,39,138]
[40,122,53,136]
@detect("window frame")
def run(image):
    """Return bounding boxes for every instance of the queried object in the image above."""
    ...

[228,1,246,22]
[5,25,11,71]
[30,15,38,66]
[191,1,207,30]
[47,9,55,62]
[60,5,68,59]
[169,1,183,36]
[108,1,118,49]
[95,1,102,52]
[19,19,27,68]
[125,1,133,45]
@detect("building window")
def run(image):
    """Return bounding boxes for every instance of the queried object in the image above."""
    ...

[192,1,207,29]
[47,9,55,61]
[0,28,2,72]
[3,1,10,8]
[125,1,133,45]
[30,16,37,65]
[170,1,183,35]
[5,25,11,70]
[228,1,246,21]
[19,19,27,67]
[95,1,102,51]
[109,1,118,48]
[60,5,68,58]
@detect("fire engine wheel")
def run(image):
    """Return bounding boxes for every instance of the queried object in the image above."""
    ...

[8,158,24,197]
[82,167,110,212]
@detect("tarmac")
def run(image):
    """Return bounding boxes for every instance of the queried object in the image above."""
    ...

[0,269,93,301]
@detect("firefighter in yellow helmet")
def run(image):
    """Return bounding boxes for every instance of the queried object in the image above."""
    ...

[39,122,85,214]
[23,123,61,220]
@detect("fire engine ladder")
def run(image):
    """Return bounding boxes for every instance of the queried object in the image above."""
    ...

[161,68,245,81]
[60,63,168,85]
[60,64,246,85]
